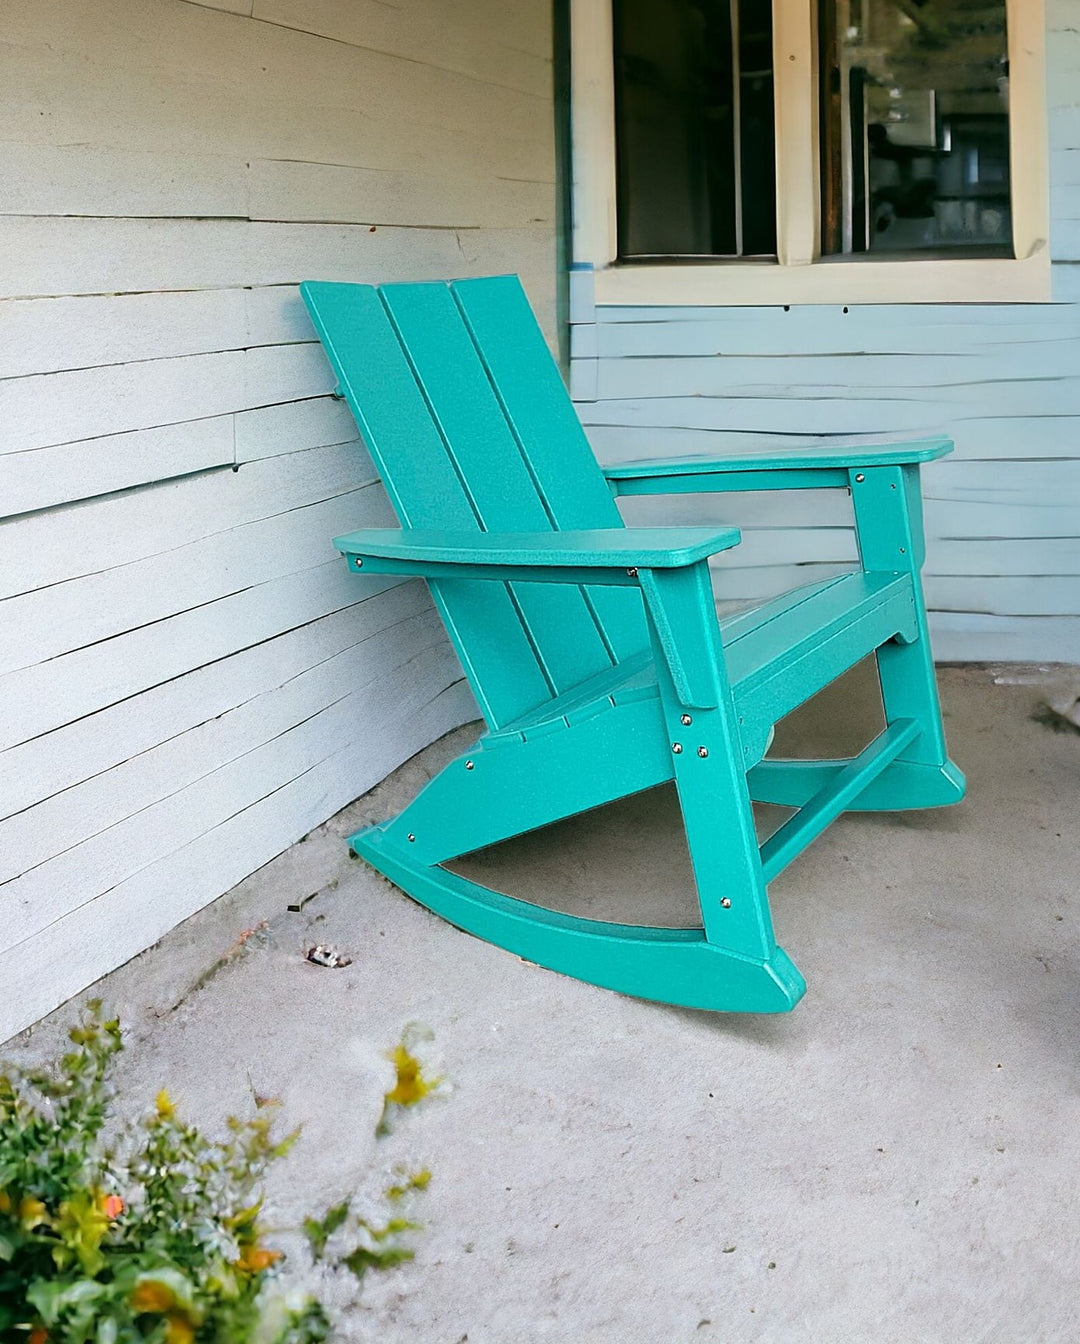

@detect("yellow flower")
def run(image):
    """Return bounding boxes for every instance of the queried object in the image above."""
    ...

[18,1196,48,1230]
[155,1089,176,1119]
[385,1044,433,1108]
[164,1314,195,1344]
[0,1189,11,1214]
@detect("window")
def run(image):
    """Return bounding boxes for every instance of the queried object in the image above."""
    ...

[571,0,1049,303]
[614,0,777,258]
[819,1,1012,257]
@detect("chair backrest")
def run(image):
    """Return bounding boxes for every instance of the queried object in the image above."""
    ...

[301,275,649,729]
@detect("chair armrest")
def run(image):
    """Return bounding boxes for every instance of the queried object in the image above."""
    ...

[604,435,953,495]
[333,525,741,585]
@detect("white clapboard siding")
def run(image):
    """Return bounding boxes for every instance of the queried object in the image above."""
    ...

[0,144,248,219]
[1,342,333,454]
[2,610,451,945]
[248,160,553,230]
[0,290,247,379]
[0,0,551,1037]
[0,592,423,823]
[1,557,404,751]
[234,395,360,462]
[0,594,440,886]
[1,441,379,599]
[1,481,387,674]
[250,0,552,93]
[0,418,236,519]
[0,667,475,1043]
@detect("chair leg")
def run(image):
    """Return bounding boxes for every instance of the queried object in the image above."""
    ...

[751,466,965,813]
[852,464,965,805]
[640,566,804,999]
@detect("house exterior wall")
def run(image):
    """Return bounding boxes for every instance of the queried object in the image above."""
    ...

[0,0,554,1040]
[570,0,1080,664]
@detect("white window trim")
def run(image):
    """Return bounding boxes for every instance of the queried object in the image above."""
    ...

[570,0,1051,305]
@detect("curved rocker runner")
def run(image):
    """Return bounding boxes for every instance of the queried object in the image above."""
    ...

[301,275,965,1014]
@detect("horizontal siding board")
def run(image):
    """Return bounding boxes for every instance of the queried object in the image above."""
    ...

[250,0,552,92]
[0,216,552,304]
[0,417,235,519]
[0,440,375,598]
[0,143,248,218]
[248,159,552,229]
[233,395,361,462]
[1,342,333,455]
[1,483,387,675]
[930,615,1080,663]
[0,289,247,379]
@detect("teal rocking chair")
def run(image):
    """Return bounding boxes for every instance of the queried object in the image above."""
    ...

[301,276,964,1013]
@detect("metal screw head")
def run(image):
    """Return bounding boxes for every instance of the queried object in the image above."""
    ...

[672,742,683,754]
[697,746,709,758]
[465,760,474,770]
[899,546,906,554]
[626,567,638,577]
[407,833,416,842]
[354,558,364,568]
[854,473,865,483]
[680,714,692,726]
[720,897,732,909]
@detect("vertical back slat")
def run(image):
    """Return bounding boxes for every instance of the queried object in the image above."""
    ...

[380,282,618,693]
[451,276,649,660]
[301,280,553,726]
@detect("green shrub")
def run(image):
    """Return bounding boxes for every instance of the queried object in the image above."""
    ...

[0,1005,436,1343]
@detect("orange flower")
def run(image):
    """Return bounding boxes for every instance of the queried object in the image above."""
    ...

[101,1193,124,1220]
[234,1244,283,1274]
[29,1329,48,1344]
[132,1280,176,1314]
[0,1190,11,1214]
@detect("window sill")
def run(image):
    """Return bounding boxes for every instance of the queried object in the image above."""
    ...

[591,248,1053,307]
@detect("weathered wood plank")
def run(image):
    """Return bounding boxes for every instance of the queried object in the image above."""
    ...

[1,484,388,675]
[0,417,235,519]
[0,441,375,598]
[0,216,552,305]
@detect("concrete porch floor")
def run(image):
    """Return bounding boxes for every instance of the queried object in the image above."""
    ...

[7,664,1080,1343]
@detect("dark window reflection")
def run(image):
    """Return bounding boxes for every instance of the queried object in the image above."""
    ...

[614,0,776,259]
[820,0,1012,256]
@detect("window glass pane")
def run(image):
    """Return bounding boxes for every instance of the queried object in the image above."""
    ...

[613,0,776,259]
[820,0,1011,257]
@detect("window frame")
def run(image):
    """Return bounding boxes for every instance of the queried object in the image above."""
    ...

[570,0,1051,304]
